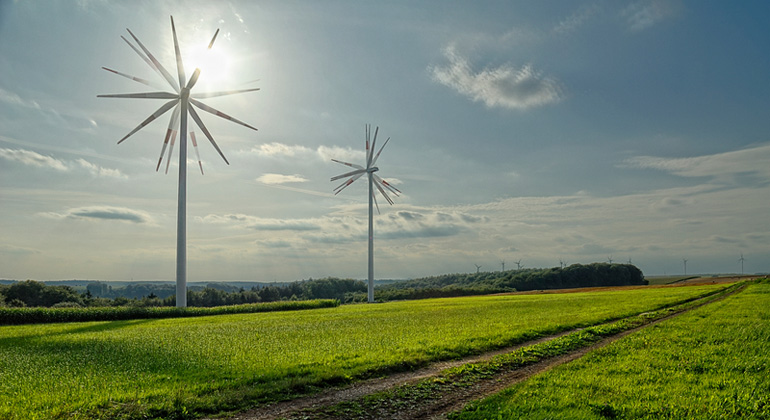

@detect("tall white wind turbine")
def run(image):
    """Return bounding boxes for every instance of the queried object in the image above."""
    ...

[99,16,259,307]
[331,124,401,303]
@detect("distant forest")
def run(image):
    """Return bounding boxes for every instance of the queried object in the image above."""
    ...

[0,263,645,308]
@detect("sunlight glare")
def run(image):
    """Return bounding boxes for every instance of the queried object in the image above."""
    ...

[184,43,231,88]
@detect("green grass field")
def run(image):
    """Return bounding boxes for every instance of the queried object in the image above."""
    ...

[0,284,728,419]
[452,280,769,419]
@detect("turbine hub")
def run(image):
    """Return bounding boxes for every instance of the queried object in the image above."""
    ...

[368,166,379,173]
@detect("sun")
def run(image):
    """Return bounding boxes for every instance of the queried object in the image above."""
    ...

[184,43,231,88]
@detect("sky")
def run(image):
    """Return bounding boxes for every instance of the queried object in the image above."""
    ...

[1,0,768,283]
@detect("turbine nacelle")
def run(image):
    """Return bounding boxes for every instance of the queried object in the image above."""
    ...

[368,166,379,173]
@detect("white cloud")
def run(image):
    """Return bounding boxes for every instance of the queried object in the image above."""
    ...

[76,158,127,179]
[0,148,68,171]
[0,147,127,178]
[251,142,312,157]
[0,87,41,110]
[553,4,601,35]
[41,206,154,224]
[256,173,308,185]
[430,46,563,110]
[619,143,770,182]
[621,0,681,32]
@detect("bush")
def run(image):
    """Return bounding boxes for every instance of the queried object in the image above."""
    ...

[0,299,340,325]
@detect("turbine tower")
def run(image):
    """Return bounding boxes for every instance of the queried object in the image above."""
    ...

[501,260,505,272]
[739,253,745,275]
[475,264,482,274]
[683,258,688,275]
[331,124,401,303]
[99,17,259,307]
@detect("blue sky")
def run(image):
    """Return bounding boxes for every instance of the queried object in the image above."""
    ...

[1,0,768,282]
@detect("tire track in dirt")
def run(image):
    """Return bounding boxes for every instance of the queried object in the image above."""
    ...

[218,283,745,420]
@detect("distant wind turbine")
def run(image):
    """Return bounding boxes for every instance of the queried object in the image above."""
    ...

[515,259,522,270]
[683,258,688,275]
[607,255,614,264]
[739,253,745,275]
[501,260,506,272]
[99,16,259,307]
[475,264,482,274]
[559,258,565,269]
[331,124,401,303]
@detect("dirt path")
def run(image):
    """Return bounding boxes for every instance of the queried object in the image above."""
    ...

[218,284,744,420]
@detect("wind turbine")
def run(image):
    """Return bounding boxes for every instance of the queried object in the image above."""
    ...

[683,258,688,275]
[500,260,506,272]
[739,253,745,275]
[99,17,259,307]
[607,255,614,264]
[475,264,482,274]
[559,258,565,269]
[515,259,522,270]
[331,124,401,303]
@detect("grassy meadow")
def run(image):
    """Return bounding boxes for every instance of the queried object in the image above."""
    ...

[452,280,769,419]
[0,284,730,419]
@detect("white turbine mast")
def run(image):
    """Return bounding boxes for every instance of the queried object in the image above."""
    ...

[331,124,401,303]
[99,16,259,307]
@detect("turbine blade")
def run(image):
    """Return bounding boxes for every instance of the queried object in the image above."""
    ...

[126,27,179,92]
[331,168,366,182]
[191,87,260,99]
[121,35,164,81]
[101,67,166,90]
[156,104,181,171]
[372,190,381,214]
[374,180,394,205]
[170,16,186,90]
[189,131,204,175]
[208,28,220,49]
[333,172,365,195]
[189,98,258,131]
[370,137,390,167]
[331,159,364,170]
[368,126,379,167]
[188,105,229,165]
[374,174,401,195]
[185,68,201,90]
[365,124,370,166]
[117,99,178,144]
[165,130,177,174]
[98,92,179,99]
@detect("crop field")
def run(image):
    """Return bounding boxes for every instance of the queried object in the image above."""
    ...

[0,284,728,419]
[452,280,770,419]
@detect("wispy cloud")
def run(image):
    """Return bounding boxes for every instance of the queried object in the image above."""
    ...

[251,142,312,157]
[0,87,42,110]
[0,147,126,178]
[256,173,308,185]
[553,3,601,35]
[0,148,68,171]
[619,143,770,183]
[430,46,563,110]
[199,214,323,231]
[621,0,681,32]
[76,158,127,179]
[41,206,154,224]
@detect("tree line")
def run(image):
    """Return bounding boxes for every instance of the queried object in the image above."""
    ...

[373,263,646,301]
[0,263,645,308]
[0,278,366,308]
